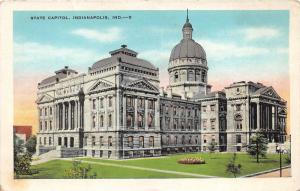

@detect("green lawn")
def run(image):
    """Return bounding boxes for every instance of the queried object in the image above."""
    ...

[20,152,290,179]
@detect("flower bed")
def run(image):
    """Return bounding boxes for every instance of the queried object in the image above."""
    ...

[178,157,206,164]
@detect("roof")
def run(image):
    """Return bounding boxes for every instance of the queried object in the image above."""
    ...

[169,39,206,62]
[39,66,77,86]
[91,45,157,71]
[13,125,32,140]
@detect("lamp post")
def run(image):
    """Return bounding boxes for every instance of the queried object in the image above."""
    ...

[279,144,285,177]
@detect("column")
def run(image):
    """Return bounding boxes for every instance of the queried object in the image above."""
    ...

[104,96,108,130]
[68,102,71,130]
[144,98,148,130]
[275,106,278,130]
[134,96,138,130]
[62,102,65,130]
[256,102,260,130]
[74,100,78,130]
[123,95,126,129]
[78,100,82,129]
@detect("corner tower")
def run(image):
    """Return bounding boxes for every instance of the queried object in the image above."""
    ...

[168,10,211,99]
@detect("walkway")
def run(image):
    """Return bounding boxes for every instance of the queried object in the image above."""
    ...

[253,168,291,178]
[61,158,216,178]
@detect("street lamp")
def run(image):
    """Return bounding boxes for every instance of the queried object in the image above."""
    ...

[279,144,285,177]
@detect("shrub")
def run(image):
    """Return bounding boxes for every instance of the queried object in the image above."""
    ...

[178,157,205,164]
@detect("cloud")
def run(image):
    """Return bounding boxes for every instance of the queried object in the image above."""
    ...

[197,38,270,60]
[71,27,122,42]
[239,27,281,41]
[14,41,104,74]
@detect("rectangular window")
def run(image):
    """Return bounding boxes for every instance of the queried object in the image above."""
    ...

[203,120,207,130]
[45,121,48,130]
[126,113,134,128]
[236,135,242,144]
[50,107,52,115]
[49,121,52,130]
[202,106,207,112]
[92,99,96,110]
[148,100,155,110]
[108,114,112,127]
[100,136,103,147]
[45,108,47,116]
[236,104,241,111]
[149,136,154,147]
[100,98,104,108]
[108,136,112,147]
[210,105,215,111]
[49,137,52,145]
[92,136,96,146]
[128,136,133,148]
[108,97,112,107]
[139,136,144,148]
[126,97,134,107]
[211,119,216,130]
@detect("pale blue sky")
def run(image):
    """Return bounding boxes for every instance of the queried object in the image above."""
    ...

[13,10,289,89]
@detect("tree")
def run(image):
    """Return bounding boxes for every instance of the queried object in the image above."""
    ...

[64,160,97,179]
[14,134,33,178]
[247,131,268,163]
[226,153,242,178]
[25,135,37,154]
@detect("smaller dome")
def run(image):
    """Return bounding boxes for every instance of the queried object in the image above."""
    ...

[183,21,192,29]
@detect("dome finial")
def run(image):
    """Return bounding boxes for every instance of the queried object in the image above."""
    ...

[186,9,189,22]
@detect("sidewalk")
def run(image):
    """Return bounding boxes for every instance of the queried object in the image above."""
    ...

[252,167,291,178]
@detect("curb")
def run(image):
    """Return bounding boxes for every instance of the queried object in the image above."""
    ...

[241,165,291,177]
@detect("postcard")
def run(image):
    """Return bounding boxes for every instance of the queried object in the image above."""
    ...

[0,1,300,191]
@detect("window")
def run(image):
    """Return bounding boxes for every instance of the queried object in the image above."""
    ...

[187,110,191,117]
[236,121,242,130]
[58,137,62,146]
[201,71,206,82]
[92,99,96,110]
[45,121,48,131]
[174,72,179,82]
[92,116,96,128]
[236,104,241,111]
[166,135,170,145]
[203,120,207,130]
[195,136,198,144]
[49,121,52,130]
[108,114,112,127]
[188,70,194,81]
[64,137,68,147]
[40,121,43,131]
[70,137,74,147]
[195,109,198,117]
[100,98,104,108]
[39,137,42,145]
[138,98,144,108]
[182,136,185,144]
[174,136,178,145]
[165,117,170,129]
[49,137,52,145]
[84,137,88,146]
[211,119,216,130]
[91,136,96,146]
[181,120,185,130]
[44,137,47,145]
[126,97,133,107]
[188,120,192,130]
[210,105,215,111]
[149,136,154,147]
[45,108,47,116]
[195,70,200,81]
[108,97,113,107]
[127,113,134,128]
[128,136,133,148]
[39,108,42,116]
[203,135,207,143]
[148,100,155,110]
[138,113,144,127]
[50,107,52,115]
[100,136,103,147]
[236,135,242,144]
[139,136,144,148]
[108,136,112,147]
[237,146,241,152]
[100,115,104,127]
[173,119,178,130]
[148,113,153,127]
[202,106,207,112]
[173,107,177,115]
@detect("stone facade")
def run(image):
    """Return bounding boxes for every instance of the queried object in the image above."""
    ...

[36,14,287,159]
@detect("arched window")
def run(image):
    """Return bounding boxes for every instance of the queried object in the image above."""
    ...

[201,71,206,82]
[138,113,144,127]
[188,70,194,81]
[128,136,133,148]
[174,72,179,82]
[174,136,178,145]
[195,70,200,81]
[100,115,104,127]
[108,114,112,127]
[64,137,68,147]
[139,136,144,148]
[182,135,185,144]
[235,114,243,131]
[149,136,154,147]
[92,116,96,128]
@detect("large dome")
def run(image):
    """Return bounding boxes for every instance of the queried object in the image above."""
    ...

[169,39,206,62]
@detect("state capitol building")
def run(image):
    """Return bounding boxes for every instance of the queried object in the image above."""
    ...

[36,14,287,159]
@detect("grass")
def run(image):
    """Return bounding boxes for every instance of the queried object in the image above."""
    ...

[19,152,290,178]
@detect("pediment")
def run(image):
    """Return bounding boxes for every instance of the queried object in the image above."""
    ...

[88,79,114,93]
[36,94,54,103]
[260,87,282,100]
[126,79,159,92]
